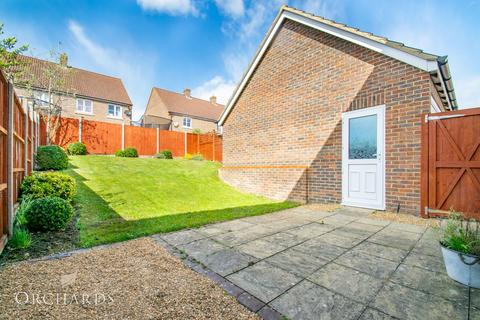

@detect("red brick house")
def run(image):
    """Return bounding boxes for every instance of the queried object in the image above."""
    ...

[218,6,457,214]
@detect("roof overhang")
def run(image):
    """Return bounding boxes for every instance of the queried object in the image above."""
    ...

[219,7,456,125]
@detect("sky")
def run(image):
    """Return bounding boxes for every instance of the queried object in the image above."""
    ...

[1,0,479,119]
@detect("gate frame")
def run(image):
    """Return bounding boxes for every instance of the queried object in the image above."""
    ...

[421,107,480,218]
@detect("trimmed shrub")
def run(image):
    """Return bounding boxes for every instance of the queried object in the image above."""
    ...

[115,149,125,157]
[160,149,173,159]
[35,145,69,170]
[25,197,73,231]
[21,172,76,202]
[67,142,87,155]
[154,153,166,159]
[115,147,138,158]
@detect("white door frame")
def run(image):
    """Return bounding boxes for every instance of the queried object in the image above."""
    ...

[341,105,386,210]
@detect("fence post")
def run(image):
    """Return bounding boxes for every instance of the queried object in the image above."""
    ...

[79,117,83,143]
[121,122,125,150]
[24,101,28,176]
[7,82,14,236]
[156,128,159,153]
[184,131,187,156]
[212,133,215,162]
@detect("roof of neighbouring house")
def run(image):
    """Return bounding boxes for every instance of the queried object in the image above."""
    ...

[17,55,132,106]
[150,87,224,121]
[219,5,457,124]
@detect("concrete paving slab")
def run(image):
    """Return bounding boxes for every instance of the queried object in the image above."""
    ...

[178,238,226,261]
[391,263,468,302]
[161,229,205,246]
[350,241,409,263]
[359,308,396,320]
[237,239,287,259]
[264,248,329,278]
[368,233,418,251]
[201,248,258,276]
[227,261,302,303]
[260,232,306,247]
[270,280,365,320]
[372,282,468,320]
[308,263,383,304]
[403,251,446,273]
[294,238,347,261]
[284,222,334,239]
[316,232,364,248]
[335,251,399,279]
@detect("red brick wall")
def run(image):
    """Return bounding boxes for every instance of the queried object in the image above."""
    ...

[220,19,431,214]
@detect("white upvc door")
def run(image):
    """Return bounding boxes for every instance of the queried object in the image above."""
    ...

[342,105,385,210]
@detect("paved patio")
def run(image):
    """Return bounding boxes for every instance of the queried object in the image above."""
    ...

[155,205,477,320]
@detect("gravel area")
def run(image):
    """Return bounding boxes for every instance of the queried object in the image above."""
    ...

[370,211,440,227]
[0,237,257,320]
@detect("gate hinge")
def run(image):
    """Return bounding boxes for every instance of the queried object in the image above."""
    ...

[425,114,465,122]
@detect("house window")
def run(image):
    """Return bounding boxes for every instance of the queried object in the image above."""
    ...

[183,117,192,128]
[108,104,122,118]
[76,99,93,114]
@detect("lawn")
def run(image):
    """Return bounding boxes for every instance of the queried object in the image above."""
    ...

[67,156,297,247]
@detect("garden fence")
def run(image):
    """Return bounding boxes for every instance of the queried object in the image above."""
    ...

[41,117,222,161]
[0,70,40,253]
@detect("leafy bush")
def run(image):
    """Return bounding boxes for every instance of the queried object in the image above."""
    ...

[25,197,73,231]
[67,142,87,155]
[437,211,480,256]
[115,147,138,158]
[21,172,76,202]
[35,145,69,170]
[115,149,125,157]
[157,149,172,159]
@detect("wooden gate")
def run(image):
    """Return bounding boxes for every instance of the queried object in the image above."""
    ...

[421,108,480,219]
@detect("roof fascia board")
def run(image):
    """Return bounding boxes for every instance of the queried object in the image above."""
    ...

[219,10,437,125]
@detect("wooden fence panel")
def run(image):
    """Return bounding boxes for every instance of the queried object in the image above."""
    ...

[421,108,480,219]
[186,133,199,155]
[12,95,25,204]
[199,133,214,161]
[215,135,222,162]
[53,117,79,148]
[125,125,157,155]
[0,71,8,250]
[159,130,185,157]
[82,119,122,154]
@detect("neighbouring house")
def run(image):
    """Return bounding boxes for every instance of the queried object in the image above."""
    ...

[140,87,224,133]
[14,54,133,124]
[218,6,457,214]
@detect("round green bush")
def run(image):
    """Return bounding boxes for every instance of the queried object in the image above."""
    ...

[25,197,73,231]
[154,152,166,159]
[123,147,138,157]
[35,145,69,170]
[115,149,125,157]
[67,142,87,155]
[21,172,76,202]
[160,149,173,159]
[115,147,138,158]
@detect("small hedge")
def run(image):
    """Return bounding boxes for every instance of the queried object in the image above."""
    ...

[25,197,73,231]
[67,142,87,155]
[155,149,172,159]
[21,171,76,202]
[115,147,138,158]
[35,145,69,170]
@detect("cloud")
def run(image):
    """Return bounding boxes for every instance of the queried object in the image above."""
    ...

[192,76,236,105]
[68,20,156,120]
[136,0,198,16]
[214,0,245,18]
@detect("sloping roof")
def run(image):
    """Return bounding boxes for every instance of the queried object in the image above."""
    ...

[153,87,224,121]
[17,55,132,106]
[219,6,457,124]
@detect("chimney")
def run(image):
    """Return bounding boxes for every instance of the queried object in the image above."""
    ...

[183,88,191,98]
[210,95,217,105]
[59,53,68,67]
